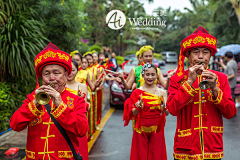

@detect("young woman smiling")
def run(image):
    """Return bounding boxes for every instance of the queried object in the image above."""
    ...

[123,63,168,160]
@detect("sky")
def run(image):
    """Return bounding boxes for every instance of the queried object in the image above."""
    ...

[143,0,193,15]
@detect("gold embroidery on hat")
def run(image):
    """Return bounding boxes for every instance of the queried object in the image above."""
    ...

[43,51,57,59]
[193,36,205,44]
[35,55,42,67]
[57,52,69,62]
[183,39,192,48]
[206,37,216,46]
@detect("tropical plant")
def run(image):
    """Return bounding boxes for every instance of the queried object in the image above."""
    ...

[0,3,48,82]
[0,0,24,25]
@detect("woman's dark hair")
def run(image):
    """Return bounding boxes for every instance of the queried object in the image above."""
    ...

[225,52,233,58]
[74,53,82,61]
[72,60,78,69]
[82,57,87,61]
[86,54,93,58]
[149,64,157,73]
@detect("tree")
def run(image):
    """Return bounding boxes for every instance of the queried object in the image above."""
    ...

[27,0,89,53]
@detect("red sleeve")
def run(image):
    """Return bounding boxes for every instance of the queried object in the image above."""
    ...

[123,90,140,126]
[10,92,43,132]
[167,78,198,116]
[212,73,237,119]
[51,96,88,137]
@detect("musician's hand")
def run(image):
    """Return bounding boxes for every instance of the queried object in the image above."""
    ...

[202,70,218,90]
[187,65,204,86]
[135,101,143,109]
[43,85,63,107]
[34,85,48,106]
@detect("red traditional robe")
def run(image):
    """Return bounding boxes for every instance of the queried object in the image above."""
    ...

[124,88,167,160]
[10,88,88,160]
[167,69,237,160]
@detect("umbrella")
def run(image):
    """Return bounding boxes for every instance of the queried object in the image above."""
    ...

[215,48,221,56]
[216,44,240,56]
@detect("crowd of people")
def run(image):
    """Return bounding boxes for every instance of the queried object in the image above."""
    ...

[9,26,237,160]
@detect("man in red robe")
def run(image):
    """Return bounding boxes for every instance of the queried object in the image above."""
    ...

[10,43,88,160]
[167,26,237,160]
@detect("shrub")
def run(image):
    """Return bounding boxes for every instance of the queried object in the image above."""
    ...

[89,45,101,53]
[116,56,124,65]
[0,83,15,132]
[0,76,36,133]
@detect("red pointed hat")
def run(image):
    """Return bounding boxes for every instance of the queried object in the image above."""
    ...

[181,26,217,56]
[173,26,217,82]
[34,42,72,88]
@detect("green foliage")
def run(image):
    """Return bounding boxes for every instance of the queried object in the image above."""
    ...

[89,45,102,53]
[78,42,90,54]
[0,76,36,132]
[153,53,162,60]
[0,83,14,132]
[210,0,240,46]
[124,50,137,56]
[0,0,24,25]
[116,56,124,65]
[0,1,48,82]
[155,0,240,52]
[28,0,89,53]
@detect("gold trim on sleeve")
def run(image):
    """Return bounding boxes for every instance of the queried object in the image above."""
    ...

[51,102,67,119]
[213,88,223,104]
[182,81,198,97]
[28,100,42,117]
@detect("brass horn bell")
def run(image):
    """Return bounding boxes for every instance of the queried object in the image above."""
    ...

[199,80,210,90]
[36,83,54,105]
[198,61,211,90]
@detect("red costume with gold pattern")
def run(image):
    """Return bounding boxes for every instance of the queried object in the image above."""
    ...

[167,26,237,160]
[10,43,88,160]
[124,88,167,160]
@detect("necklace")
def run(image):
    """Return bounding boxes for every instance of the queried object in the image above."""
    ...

[143,85,157,95]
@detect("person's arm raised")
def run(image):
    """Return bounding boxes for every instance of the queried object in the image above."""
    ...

[118,69,135,90]
[158,69,168,90]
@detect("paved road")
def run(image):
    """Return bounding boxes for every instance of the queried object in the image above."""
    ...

[89,107,240,160]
